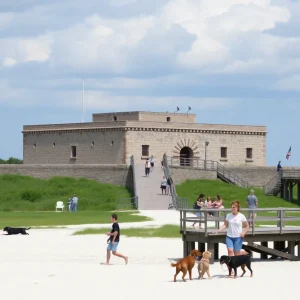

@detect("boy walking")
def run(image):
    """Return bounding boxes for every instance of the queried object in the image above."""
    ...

[106,213,128,265]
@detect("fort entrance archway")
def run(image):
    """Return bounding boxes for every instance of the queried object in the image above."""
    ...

[180,147,193,166]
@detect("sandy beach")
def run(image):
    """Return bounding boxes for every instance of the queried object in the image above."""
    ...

[1,210,299,300]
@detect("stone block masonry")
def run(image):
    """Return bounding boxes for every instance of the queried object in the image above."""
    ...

[0,164,133,190]
[169,166,217,184]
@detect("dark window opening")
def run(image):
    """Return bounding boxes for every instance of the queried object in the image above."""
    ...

[111,141,114,146]
[221,147,227,158]
[53,142,56,147]
[246,148,253,159]
[33,143,36,148]
[142,145,149,157]
[91,141,95,146]
[167,117,171,122]
[71,146,77,158]
[113,116,117,121]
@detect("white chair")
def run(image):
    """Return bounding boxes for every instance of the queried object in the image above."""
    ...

[56,201,64,212]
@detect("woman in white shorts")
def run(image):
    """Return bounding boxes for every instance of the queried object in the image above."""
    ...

[216,200,249,256]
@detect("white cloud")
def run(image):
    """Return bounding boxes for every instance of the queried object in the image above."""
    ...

[276,74,300,91]
[0,34,53,65]
[2,57,17,67]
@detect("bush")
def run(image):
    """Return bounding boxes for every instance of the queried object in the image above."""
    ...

[20,190,42,202]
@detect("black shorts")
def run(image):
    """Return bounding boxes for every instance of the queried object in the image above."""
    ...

[150,162,154,167]
[161,185,166,190]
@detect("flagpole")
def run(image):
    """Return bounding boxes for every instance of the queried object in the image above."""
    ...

[290,144,292,169]
[82,79,84,123]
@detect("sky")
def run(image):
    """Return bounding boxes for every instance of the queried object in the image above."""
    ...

[0,0,299,166]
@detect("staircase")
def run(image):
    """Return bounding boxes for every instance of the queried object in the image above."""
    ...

[166,156,249,188]
[134,161,172,210]
[264,171,282,196]
[216,163,249,188]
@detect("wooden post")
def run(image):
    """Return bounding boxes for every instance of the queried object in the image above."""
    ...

[198,242,206,252]
[214,243,219,260]
[298,183,300,206]
[283,181,288,201]
[261,242,268,259]
[289,182,293,202]
[288,241,295,256]
[190,241,195,251]
[207,242,215,264]
[183,211,186,234]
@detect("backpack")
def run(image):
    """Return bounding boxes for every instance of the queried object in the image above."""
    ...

[193,201,198,209]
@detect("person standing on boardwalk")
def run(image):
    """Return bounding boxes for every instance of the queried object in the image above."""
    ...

[106,213,128,265]
[277,161,282,172]
[246,189,258,227]
[216,201,249,256]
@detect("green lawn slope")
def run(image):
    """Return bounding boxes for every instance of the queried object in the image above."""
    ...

[0,174,132,211]
[176,179,299,209]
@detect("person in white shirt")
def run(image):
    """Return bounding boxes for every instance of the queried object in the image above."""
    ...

[216,201,249,256]
[145,159,151,177]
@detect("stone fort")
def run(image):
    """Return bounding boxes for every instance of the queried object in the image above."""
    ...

[22,111,267,166]
[0,111,275,190]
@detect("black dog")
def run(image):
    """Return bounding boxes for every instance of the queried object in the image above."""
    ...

[3,227,31,235]
[220,250,253,278]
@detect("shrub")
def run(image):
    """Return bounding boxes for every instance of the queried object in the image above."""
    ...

[20,190,42,202]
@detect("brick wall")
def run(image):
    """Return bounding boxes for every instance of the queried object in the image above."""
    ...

[0,164,133,189]
[169,166,217,184]
[23,130,126,164]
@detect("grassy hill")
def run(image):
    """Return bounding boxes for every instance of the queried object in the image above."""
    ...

[176,179,299,209]
[0,174,132,211]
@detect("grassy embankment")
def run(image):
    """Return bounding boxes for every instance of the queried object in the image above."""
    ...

[176,179,300,226]
[0,174,150,227]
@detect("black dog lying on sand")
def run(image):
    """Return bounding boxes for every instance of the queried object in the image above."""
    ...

[3,227,31,235]
[220,249,253,278]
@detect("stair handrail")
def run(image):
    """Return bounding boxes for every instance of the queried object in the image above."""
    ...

[264,170,282,195]
[130,155,138,209]
[216,162,249,188]
[166,156,248,188]
[163,154,189,210]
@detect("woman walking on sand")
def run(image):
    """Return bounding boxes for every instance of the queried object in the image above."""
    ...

[216,200,249,257]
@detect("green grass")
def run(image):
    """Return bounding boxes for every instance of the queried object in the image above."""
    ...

[73,224,181,238]
[0,174,133,211]
[0,211,151,228]
[176,179,300,209]
[176,179,300,225]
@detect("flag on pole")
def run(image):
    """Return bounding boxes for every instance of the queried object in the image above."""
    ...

[286,146,291,160]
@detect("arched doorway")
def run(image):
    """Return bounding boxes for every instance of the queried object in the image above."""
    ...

[180,147,193,166]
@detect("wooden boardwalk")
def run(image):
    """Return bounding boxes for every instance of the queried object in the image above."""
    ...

[180,208,300,264]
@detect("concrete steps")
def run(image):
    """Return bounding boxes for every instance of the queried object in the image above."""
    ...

[134,163,171,210]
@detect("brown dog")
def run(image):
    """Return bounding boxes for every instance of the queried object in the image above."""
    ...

[198,251,212,279]
[171,250,202,282]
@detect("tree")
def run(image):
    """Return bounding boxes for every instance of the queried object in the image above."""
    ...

[0,157,23,164]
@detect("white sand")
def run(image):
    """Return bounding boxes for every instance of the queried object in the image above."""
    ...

[1,210,299,300]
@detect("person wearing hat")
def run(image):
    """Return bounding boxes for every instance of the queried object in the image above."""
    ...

[246,189,258,227]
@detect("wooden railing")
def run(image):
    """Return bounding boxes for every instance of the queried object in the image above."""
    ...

[179,208,300,237]
[264,171,282,195]
[130,155,138,209]
[167,156,249,188]
[163,155,189,210]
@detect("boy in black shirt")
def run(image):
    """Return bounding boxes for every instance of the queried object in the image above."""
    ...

[106,213,128,265]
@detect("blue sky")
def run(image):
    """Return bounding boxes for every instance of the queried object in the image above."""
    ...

[0,0,299,166]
